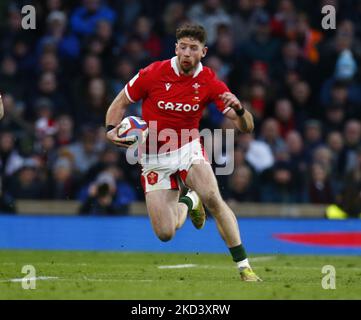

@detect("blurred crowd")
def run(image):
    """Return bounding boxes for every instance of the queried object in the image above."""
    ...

[0,0,360,217]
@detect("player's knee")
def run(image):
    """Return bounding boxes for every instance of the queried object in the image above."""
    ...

[155,226,175,242]
[202,190,222,213]
[157,230,175,242]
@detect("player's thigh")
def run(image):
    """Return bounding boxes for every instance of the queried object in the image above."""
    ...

[185,161,223,209]
[145,189,180,233]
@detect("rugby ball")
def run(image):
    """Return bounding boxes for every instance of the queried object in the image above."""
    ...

[117,116,148,146]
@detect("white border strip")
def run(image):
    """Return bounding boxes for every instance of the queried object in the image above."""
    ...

[124,85,135,103]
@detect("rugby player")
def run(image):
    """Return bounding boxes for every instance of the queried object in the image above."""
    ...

[106,24,261,281]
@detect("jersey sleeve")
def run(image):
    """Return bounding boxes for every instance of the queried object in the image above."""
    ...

[208,73,232,115]
[124,66,152,102]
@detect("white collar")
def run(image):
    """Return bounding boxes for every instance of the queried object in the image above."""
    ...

[171,56,203,78]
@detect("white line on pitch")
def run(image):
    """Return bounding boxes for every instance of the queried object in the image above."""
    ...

[82,278,154,282]
[158,264,198,269]
[0,276,58,283]
[250,256,276,262]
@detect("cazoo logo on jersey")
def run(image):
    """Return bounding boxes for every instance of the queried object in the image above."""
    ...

[157,101,200,112]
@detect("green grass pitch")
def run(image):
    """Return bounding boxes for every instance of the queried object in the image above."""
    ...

[0,250,360,299]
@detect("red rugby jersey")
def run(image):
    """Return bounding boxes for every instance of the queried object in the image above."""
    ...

[125,56,232,152]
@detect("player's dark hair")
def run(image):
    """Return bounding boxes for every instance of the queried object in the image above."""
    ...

[97,183,110,197]
[176,24,207,45]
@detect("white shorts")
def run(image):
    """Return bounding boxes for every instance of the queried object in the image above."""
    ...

[140,138,208,193]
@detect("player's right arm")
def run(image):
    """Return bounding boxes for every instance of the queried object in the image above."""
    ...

[105,66,151,148]
[105,88,133,148]
[0,93,4,120]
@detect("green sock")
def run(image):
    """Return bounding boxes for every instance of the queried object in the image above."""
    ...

[229,244,247,262]
[179,196,193,212]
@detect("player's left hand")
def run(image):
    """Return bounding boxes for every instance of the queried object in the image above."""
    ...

[106,125,132,148]
[219,92,244,111]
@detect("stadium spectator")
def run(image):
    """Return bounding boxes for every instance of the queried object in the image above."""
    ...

[79,181,117,215]
[65,126,103,174]
[113,0,143,31]
[270,0,297,39]
[70,0,116,38]
[162,1,189,58]
[84,20,117,73]
[0,55,24,99]
[84,146,119,184]
[226,165,259,202]
[285,130,306,171]
[285,130,307,192]
[232,147,255,172]
[231,0,260,44]
[324,105,345,138]
[121,35,151,69]
[33,98,57,137]
[236,133,274,173]
[108,165,138,211]
[47,157,77,199]
[163,1,187,35]
[78,167,137,215]
[259,118,286,156]
[0,176,15,213]
[0,93,32,135]
[211,31,236,68]
[260,160,303,203]
[37,51,62,83]
[111,58,135,96]
[204,54,229,82]
[289,81,314,131]
[311,146,334,191]
[0,130,23,180]
[327,131,347,175]
[7,158,46,199]
[77,77,111,126]
[0,4,35,57]
[37,11,80,61]
[28,72,70,119]
[323,81,359,120]
[327,146,361,219]
[241,11,281,65]
[320,54,361,112]
[188,0,232,46]
[246,60,277,102]
[303,119,324,163]
[273,41,314,88]
[287,13,323,64]
[273,98,295,138]
[338,146,361,218]
[54,113,75,146]
[307,162,335,204]
[73,54,104,102]
[132,16,162,59]
[35,131,58,166]
[319,19,361,81]
[95,19,115,48]
[45,0,65,13]
[242,82,267,123]
[343,120,361,172]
